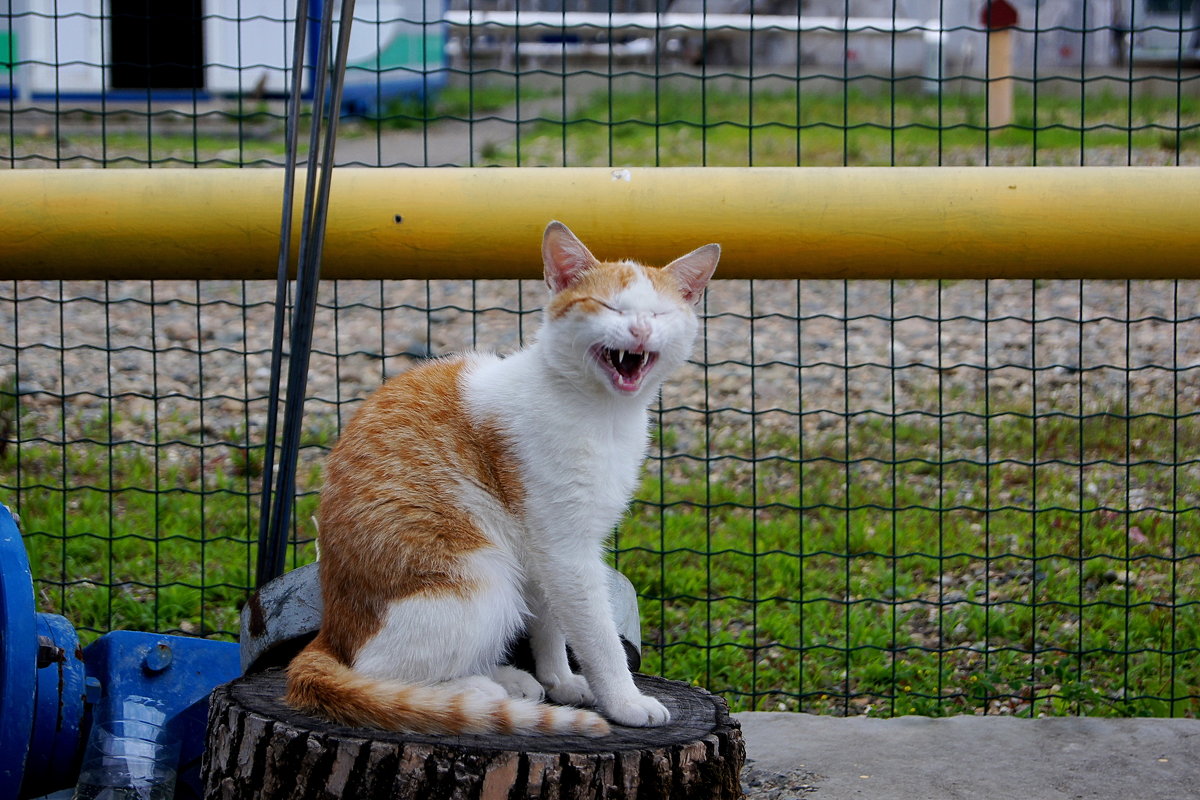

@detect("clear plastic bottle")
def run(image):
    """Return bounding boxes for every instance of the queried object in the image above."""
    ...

[73,697,180,800]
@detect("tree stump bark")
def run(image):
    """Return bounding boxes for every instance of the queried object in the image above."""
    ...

[202,668,744,800]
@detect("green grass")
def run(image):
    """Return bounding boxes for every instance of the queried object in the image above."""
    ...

[617,400,1200,717]
[367,84,555,130]
[10,409,320,642]
[483,84,1200,166]
[7,386,1197,718]
[8,84,1195,167]
[6,128,289,168]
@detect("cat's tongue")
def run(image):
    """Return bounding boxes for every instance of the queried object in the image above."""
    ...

[613,371,642,392]
[596,346,657,393]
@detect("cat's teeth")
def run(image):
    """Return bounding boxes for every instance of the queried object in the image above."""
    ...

[617,350,627,364]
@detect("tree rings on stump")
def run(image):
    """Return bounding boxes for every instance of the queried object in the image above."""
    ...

[202,668,744,800]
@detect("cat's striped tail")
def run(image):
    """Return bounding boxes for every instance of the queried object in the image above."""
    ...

[285,646,612,737]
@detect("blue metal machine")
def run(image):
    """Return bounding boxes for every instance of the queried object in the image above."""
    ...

[0,505,241,800]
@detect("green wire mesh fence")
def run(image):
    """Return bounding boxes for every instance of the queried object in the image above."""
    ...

[2,2,1198,718]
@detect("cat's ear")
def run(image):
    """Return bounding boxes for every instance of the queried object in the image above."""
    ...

[542,221,600,292]
[664,243,720,306]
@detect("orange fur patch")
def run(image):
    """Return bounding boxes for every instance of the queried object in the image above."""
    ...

[442,692,469,732]
[547,261,640,318]
[535,704,559,734]
[314,356,524,665]
[490,704,516,735]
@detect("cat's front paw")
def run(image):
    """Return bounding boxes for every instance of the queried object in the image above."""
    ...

[544,673,596,707]
[602,693,671,728]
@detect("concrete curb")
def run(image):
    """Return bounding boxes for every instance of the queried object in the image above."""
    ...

[734,712,1199,799]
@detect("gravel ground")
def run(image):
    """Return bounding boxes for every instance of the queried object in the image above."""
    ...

[4,277,1198,448]
[741,761,823,798]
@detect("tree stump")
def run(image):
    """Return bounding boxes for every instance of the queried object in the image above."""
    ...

[202,668,744,800]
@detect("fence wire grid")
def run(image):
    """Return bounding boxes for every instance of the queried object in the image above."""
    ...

[2,1,1199,719]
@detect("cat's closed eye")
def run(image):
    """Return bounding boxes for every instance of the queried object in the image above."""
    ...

[587,298,621,313]
[588,298,668,318]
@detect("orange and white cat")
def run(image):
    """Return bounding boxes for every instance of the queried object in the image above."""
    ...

[285,221,719,736]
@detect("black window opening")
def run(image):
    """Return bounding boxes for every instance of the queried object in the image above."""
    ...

[110,0,205,91]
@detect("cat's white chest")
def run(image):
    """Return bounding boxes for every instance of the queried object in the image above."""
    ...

[464,352,648,536]
[522,396,644,512]
[543,412,643,491]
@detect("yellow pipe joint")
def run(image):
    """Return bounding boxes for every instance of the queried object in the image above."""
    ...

[1,167,1197,280]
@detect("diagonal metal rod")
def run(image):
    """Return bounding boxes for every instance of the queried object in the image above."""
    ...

[256,0,311,590]
[257,0,356,589]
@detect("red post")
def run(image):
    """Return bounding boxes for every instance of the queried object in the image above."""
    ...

[981,1,1020,128]
[981,0,1019,30]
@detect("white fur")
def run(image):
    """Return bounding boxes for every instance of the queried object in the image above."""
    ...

[453,266,702,727]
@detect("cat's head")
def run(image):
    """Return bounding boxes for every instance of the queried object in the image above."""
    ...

[537,221,719,400]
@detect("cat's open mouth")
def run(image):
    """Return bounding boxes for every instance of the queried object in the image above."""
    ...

[592,345,658,393]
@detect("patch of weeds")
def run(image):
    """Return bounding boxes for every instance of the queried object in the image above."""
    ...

[492,85,1200,166]
[8,406,329,644]
[7,386,1196,717]
[371,85,552,130]
[616,390,1199,717]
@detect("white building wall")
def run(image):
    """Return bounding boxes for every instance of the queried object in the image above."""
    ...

[795,0,1192,72]
[21,0,106,94]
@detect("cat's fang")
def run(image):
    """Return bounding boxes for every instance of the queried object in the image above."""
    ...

[608,348,643,375]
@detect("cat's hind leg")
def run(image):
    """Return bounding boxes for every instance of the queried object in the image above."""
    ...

[353,550,528,685]
[489,664,545,701]
[443,674,510,702]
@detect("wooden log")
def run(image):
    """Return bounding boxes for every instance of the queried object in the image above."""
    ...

[202,668,745,800]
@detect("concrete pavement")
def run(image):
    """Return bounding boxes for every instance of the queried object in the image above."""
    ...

[734,712,1200,799]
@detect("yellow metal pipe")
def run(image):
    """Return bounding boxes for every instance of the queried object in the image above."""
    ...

[1,167,1197,280]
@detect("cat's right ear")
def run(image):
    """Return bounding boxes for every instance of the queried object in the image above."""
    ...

[664,243,720,306]
[542,221,599,292]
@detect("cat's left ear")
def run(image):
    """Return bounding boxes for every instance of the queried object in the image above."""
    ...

[542,221,600,292]
[664,244,720,306]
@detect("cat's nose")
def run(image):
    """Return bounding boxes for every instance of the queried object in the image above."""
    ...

[629,318,652,347]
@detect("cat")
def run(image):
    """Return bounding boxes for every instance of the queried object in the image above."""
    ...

[285,221,719,737]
